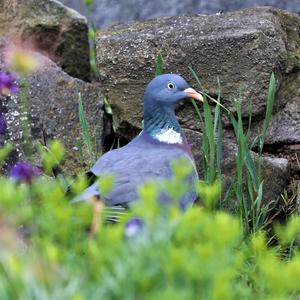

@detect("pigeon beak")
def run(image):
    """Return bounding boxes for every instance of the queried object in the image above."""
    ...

[184,88,204,102]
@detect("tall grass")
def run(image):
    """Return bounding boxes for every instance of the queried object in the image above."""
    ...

[188,68,225,186]
[19,78,33,159]
[190,68,277,234]
[231,73,276,234]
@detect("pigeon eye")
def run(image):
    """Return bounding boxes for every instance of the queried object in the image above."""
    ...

[167,82,176,90]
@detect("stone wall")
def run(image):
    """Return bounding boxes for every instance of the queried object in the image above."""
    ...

[60,0,300,28]
[1,1,299,204]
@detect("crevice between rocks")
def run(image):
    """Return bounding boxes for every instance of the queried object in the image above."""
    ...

[101,112,131,152]
[252,142,300,179]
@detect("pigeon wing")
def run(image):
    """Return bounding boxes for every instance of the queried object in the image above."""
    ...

[72,133,198,206]
[90,144,187,206]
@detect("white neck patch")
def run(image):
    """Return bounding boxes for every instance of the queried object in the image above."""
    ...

[154,128,183,144]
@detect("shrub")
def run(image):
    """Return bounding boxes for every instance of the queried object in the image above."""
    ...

[0,161,300,299]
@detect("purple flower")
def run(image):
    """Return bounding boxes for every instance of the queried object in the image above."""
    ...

[124,217,145,238]
[9,162,42,184]
[0,72,18,95]
[0,112,7,134]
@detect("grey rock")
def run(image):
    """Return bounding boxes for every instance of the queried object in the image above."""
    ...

[95,7,300,141]
[266,101,300,145]
[262,156,290,203]
[60,0,300,29]
[185,129,290,206]
[0,0,90,80]
[0,39,103,174]
[257,72,300,145]
[247,69,300,148]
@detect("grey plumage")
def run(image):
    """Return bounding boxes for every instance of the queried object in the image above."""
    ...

[71,74,202,209]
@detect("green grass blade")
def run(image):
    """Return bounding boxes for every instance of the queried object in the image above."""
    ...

[189,66,228,112]
[233,98,247,221]
[244,151,259,191]
[213,77,221,134]
[215,77,222,179]
[155,52,164,76]
[246,100,253,139]
[189,66,204,90]
[261,72,276,150]
[78,92,95,166]
[203,98,216,184]
[102,96,113,115]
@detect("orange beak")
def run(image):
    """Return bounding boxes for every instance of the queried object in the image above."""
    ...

[184,88,203,102]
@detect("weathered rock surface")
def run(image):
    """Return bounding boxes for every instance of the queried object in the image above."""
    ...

[0,0,90,80]
[61,0,300,29]
[185,129,290,206]
[96,7,300,143]
[265,72,300,145]
[0,39,103,173]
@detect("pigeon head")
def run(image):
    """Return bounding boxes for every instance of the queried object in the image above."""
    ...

[144,74,202,107]
[143,74,202,143]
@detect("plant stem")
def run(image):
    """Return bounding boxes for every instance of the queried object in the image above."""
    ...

[20,77,33,160]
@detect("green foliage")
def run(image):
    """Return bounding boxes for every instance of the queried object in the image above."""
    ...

[197,180,222,211]
[189,68,224,185]
[97,173,115,197]
[1,159,300,298]
[19,78,33,159]
[88,27,98,77]
[0,143,13,168]
[82,0,98,79]
[229,74,277,234]
[83,0,94,8]
[275,215,300,246]
[102,96,113,115]
[38,140,65,175]
[260,72,276,154]
[83,0,94,6]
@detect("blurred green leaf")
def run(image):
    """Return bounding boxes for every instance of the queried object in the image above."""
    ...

[197,180,221,211]
[82,0,94,6]
[97,173,115,198]
[0,143,13,165]
[38,140,65,174]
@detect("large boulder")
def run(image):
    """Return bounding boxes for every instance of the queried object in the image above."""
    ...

[0,39,103,173]
[95,7,300,142]
[60,0,299,29]
[0,0,90,80]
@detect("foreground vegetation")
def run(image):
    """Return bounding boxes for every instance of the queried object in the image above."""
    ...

[0,164,300,299]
